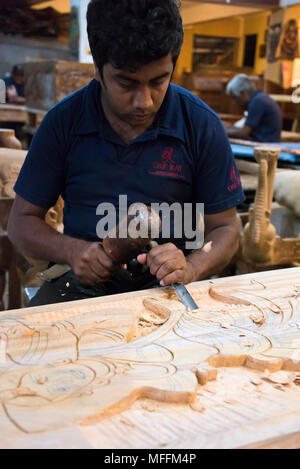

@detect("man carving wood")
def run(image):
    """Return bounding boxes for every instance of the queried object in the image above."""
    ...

[8,0,245,306]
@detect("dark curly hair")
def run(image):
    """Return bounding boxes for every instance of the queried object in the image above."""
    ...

[87,0,183,75]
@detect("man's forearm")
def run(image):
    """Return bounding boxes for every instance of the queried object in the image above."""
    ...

[226,125,250,139]
[8,215,86,266]
[186,224,239,282]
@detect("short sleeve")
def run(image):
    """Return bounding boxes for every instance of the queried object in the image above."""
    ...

[245,98,264,129]
[195,115,245,214]
[14,110,66,209]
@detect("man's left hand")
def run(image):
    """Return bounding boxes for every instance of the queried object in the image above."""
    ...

[137,242,195,286]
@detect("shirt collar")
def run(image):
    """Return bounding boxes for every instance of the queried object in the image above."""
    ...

[72,79,101,135]
[73,79,185,144]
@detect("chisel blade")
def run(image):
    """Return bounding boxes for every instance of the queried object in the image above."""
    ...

[172,283,198,311]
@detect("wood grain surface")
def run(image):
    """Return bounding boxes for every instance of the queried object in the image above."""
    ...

[0,267,300,449]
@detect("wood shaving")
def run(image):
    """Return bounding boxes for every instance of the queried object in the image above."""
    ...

[224,399,237,405]
[294,375,300,385]
[142,298,170,321]
[269,304,281,314]
[243,341,254,348]
[120,417,135,429]
[209,286,252,305]
[139,311,167,326]
[37,376,46,385]
[250,377,263,386]
[249,314,266,327]
[221,322,232,329]
[161,289,179,301]
[273,384,287,391]
[190,400,205,413]
[264,371,295,385]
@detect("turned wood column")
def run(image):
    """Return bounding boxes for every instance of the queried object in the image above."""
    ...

[0,129,22,150]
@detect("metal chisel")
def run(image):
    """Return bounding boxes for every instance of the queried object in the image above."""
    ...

[143,241,199,311]
[172,282,198,311]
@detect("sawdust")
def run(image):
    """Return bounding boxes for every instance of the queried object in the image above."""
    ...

[190,400,205,413]
[125,298,171,342]
[162,288,179,301]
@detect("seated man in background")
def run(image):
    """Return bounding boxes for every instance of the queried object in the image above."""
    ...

[4,65,25,105]
[225,74,282,143]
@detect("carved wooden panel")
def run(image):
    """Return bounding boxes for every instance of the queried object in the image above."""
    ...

[0,267,300,448]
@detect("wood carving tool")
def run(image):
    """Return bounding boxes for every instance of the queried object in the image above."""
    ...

[39,204,161,281]
[172,282,198,311]
[141,241,199,312]
[40,204,199,310]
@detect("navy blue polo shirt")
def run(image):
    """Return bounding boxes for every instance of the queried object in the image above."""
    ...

[4,76,25,98]
[245,90,282,143]
[14,79,245,251]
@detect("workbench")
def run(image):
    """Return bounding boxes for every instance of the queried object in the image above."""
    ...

[0,104,46,135]
[231,141,300,165]
[0,267,300,449]
[0,104,28,123]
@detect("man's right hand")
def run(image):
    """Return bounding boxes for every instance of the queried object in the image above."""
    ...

[68,240,120,286]
[8,196,121,287]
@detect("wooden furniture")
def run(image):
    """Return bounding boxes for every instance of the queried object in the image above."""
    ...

[0,148,64,310]
[0,129,21,150]
[230,138,300,165]
[266,85,300,132]
[24,60,94,111]
[240,146,300,272]
[270,94,300,135]
[281,131,300,143]
[0,267,300,448]
[21,106,46,137]
[0,104,28,124]
[0,148,27,310]
[181,70,263,115]
[0,104,46,145]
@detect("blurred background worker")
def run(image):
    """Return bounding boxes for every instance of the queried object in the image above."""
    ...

[4,64,26,105]
[225,73,282,143]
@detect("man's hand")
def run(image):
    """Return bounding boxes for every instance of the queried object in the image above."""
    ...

[68,240,120,286]
[137,242,195,286]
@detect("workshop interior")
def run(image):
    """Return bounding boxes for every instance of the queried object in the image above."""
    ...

[1,0,300,450]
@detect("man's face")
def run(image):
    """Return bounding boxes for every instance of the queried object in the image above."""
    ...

[96,54,174,129]
[13,74,24,86]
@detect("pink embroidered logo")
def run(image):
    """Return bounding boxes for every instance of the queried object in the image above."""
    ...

[228,165,241,191]
[148,148,184,179]
[161,147,175,164]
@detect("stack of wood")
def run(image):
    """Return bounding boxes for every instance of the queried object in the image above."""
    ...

[0,0,69,38]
